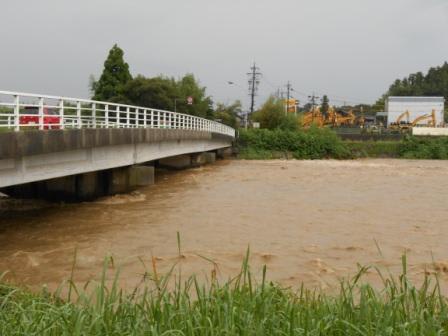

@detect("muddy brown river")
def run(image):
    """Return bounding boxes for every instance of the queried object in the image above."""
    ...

[1,159,448,293]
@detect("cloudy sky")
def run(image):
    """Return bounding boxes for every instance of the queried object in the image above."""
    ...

[1,0,447,110]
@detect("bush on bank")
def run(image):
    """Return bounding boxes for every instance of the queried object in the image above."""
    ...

[399,136,448,159]
[345,141,402,158]
[238,128,352,159]
[1,257,448,335]
[238,129,448,160]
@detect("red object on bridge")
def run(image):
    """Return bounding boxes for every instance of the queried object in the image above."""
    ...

[19,106,61,129]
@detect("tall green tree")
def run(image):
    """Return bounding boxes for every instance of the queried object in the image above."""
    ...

[252,96,298,131]
[176,74,213,119]
[214,101,242,128]
[123,75,177,111]
[122,73,214,119]
[92,44,132,103]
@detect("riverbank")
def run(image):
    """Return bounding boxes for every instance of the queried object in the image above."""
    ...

[1,256,447,335]
[237,129,448,160]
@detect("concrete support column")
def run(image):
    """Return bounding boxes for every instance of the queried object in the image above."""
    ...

[191,153,207,167]
[45,176,77,200]
[129,166,155,188]
[159,154,192,169]
[108,167,129,195]
[203,152,216,164]
[216,147,233,159]
[76,172,100,200]
[108,165,155,195]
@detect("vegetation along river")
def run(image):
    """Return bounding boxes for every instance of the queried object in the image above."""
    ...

[0,159,448,293]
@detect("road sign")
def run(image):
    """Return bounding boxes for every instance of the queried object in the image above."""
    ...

[187,96,193,105]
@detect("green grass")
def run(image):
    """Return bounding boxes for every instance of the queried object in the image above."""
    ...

[345,141,402,158]
[1,253,448,335]
[237,129,448,160]
[399,136,448,159]
[238,128,352,160]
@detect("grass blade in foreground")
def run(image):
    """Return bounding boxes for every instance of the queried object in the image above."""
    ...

[1,257,448,335]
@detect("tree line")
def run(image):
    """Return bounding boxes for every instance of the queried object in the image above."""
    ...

[90,44,240,128]
[375,62,448,115]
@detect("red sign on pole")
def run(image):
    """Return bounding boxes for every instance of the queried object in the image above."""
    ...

[187,96,193,105]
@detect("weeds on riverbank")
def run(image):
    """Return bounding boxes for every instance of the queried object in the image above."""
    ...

[399,136,448,159]
[345,141,402,158]
[238,129,448,160]
[1,252,448,335]
[238,128,352,160]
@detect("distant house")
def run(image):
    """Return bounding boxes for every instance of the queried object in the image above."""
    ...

[385,97,445,127]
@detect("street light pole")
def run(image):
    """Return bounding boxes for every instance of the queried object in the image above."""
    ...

[174,98,178,113]
[227,81,248,129]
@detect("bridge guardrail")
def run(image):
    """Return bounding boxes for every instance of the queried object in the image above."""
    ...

[0,90,235,138]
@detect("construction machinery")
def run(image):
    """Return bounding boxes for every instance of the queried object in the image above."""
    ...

[302,106,357,128]
[302,107,325,127]
[389,110,411,130]
[411,110,436,127]
[332,109,356,127]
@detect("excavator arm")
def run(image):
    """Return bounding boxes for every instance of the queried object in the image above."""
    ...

[396,110,410,124]
[411,110,436,127]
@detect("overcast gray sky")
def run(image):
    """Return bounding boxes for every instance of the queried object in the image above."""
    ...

[1,0,447,109]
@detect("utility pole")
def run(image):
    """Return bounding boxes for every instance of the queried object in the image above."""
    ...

[308,93,320,110]
[285,81,292,115]
[247,62,262,127]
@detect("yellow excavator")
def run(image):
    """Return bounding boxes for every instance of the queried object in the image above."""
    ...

[389,110,410,130]
[302,107,325,127]
[411,110,436,127]
[302,106,359,128]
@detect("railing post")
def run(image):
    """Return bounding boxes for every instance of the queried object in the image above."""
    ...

[126,107,130,128]
[14,95,20,131]
[38,97,44,130]
[76,101,82,129]
[143,109,147,128]
[116,105,120,128]
[59,99,64,129]
[92,103,96,128]
[105,104,109,128]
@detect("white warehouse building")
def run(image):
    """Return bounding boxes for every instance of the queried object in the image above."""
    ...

[386,96,445,127]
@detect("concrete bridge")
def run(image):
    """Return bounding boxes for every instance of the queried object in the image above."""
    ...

[0,91,235,200]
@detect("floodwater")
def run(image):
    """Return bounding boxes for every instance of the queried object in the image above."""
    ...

[1,159,448,293]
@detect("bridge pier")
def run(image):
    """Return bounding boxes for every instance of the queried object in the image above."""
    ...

[2,165,155,201]
[159,154,192,170]
[109,165,154,194]
[77,172,100,200]
[159,152,217,170]
[216,147,233,159]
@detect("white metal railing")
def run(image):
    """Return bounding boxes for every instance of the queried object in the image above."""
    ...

[0,90,235,137]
